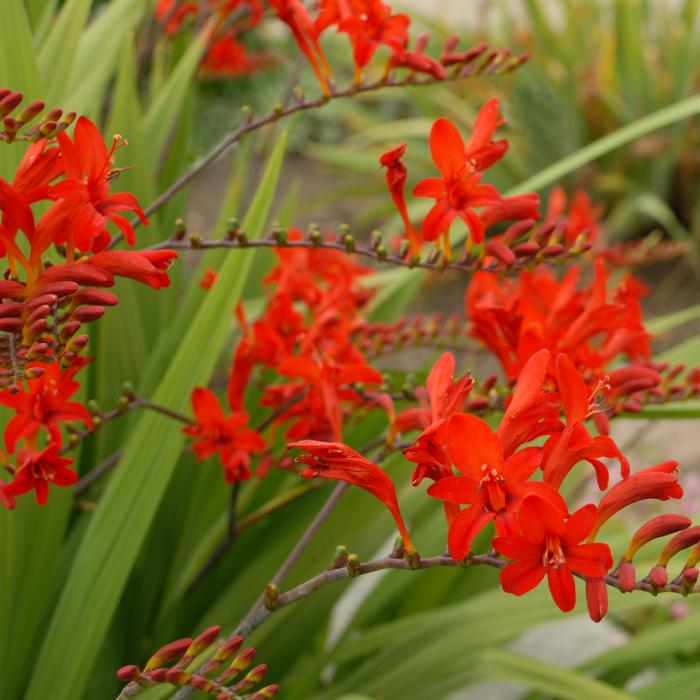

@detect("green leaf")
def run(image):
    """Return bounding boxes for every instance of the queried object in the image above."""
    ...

[508,92,700,196]
[24,131,287,700]
[0,1,43,178]
[477,649,635,700]
[38,0,92,102]
[62,0,147,115]
[143,28,207,159]
[647,303,700,334]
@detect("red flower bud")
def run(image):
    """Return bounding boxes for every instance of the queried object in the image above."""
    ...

[144,638,192,670]
[649,564,668,588]
[116,665,141,683]
[658,526,700,566]
[624,514,691,560]
[71,305,105,323]
[617,559,636,592]
[585,577,608,622]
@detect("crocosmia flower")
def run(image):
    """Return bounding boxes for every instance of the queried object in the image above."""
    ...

[494,494,613,612]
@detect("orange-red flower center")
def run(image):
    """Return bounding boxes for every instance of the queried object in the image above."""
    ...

[543,535,566,569]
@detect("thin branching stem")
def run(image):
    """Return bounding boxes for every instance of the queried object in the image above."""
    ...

[110,56,524,249]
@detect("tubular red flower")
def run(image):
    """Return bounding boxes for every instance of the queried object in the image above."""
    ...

[88,250,178,289]
[585,576,608,622]
[290,439,414,551]
[269,0,333,95]
[591,461,683,539]
[657,526,700,567]
[402,352,473,524]
[624,514,692,561]
[380,143,421,256]
[542,353,629,490]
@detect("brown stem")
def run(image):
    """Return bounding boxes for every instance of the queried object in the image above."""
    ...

[147,232,587,275]
[110,53,525,249]
[167,546,694,700]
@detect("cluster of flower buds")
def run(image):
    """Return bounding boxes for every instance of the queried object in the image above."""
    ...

[0,89,75,144]
[270,0,527,95]
[608,362,700,415]
[354,312,465,357]
[116,626,278,700]
[611,515,700,595]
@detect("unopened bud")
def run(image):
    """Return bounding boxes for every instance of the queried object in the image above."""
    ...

[346,553,362,577]
[264,583,279,610]
[116,665,141,683]
[145,638,192,670]
[649,564,668,589]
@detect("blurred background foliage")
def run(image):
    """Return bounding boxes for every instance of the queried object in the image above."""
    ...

[1,1,700,699]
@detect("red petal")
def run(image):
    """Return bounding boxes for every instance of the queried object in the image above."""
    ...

[421,200,456,241]
[413,177,446,199]
[519,493,567,543]
[565,543,613,577]
[500,557,546,595]
[447,505,494,560]
[427,475,478,504]
[447,413,504,480]
[555,353,589,423]
[548,565,576,612]
[492,535,541,560]
[429,117,466,180]
[561,503,597,546]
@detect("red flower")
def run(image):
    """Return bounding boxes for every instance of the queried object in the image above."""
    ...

[402,351,473,488]
[428,351,559,559]
[493,494,613,612]
[413,113,502,255]
[198,267,218,290]
[0,362,92,453]
[541,354,629,490]
[3,442,77,505]
[545,187,602,247]
[277,349,382,441]
[201,35,268,77]
[590,460,683,540]
[184,387,265,482]
[290,439,414,552]
[326,0,410,80]
[35,117,148,260]
[380,143,421,256]
[88,249,178,289]
[269,0,333,95]
[466,259,651,385]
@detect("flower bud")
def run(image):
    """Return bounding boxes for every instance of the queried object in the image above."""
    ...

[0,302,23,318]
[116,665,141,683]
[649,564,668,589]
[585,577,608,622]
[144,638,192,671]
[484,240,515,266]
[624,514,691,561]
[617,559,636,592]
[72,289,119,307]
[71,305,106,323]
